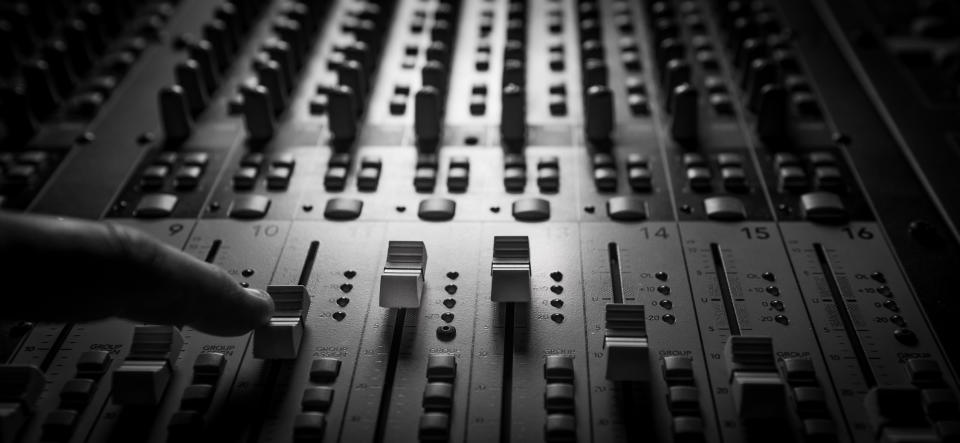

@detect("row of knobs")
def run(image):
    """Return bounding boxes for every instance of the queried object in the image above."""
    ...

[1,0,162,142]
[411,0,464,148]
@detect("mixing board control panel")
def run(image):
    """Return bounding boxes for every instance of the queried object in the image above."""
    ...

[2,0,960,442]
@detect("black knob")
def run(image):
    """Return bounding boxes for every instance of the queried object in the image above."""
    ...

[328,85,358,142]
[585,85,614,142]
[670,83,699,142]
[159,85,193,142]
[242,84,275,141]
[174,60,208,115]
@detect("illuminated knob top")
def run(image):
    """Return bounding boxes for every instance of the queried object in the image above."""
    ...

[241,83,275,141]
[585,85,614,142]
[415,86,442,145]
[670,83,698,142]
[327,85,358,142]
[159,85,193,143]
[500,83,526,145]
[379,241,428,308]
[491,236,531,303]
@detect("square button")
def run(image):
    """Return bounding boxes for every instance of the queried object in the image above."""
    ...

[310,358,341,383]
[673,416,705,442]
[721,167,747,191]
[513,198,551,221]
[779,166,808,191]
[419,412,450,442]
[293,412,326,440]
[704,196,747,221]
[683,153,707,167]
[545,383,575,412]
[271,153,296,168]
[417,153,439,169]
[134,194,178,218]
[782,358,816,386]
[42,410,78,441]
[544,414,576,442]
[414,167,437,191]
[907,359,944,387]
[686,167,712,191]
[229,195,271,219]
[538,168,560,192]
[794,386,827,417]
[594,167,618,192]
[60,378,96,408]
[538,156,559,170]
[427,354,456,382]
[233,167,259,190]
[593,153,615,168]
[808,152,837,166]
[324,167,348,191]
[140,165,169,188]
[422,382,454,410]
[266,166,292,190]
[544,355,574,382]
[357,167,380,191]
[628,167,652,191]
[626,153,648,168]
[814,166,843,190]
[668,385,700,415]
[418,198,456,221]
[774,153,800,168]
[76,350,112,377]
[174,166,203,189]
[504,167,526,192]
[154,151,178,166]
[193,353,226,384]
[360,156,382,170]
[302,387,335,412]
[180,384,215,411]
[717,153,744,167]
[182,152,209,167]
[662,356,695,385]
[447,167,469,192]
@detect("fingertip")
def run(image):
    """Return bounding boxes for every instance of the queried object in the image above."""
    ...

[244,288,275,323]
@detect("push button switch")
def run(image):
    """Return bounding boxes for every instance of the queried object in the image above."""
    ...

[180,384,214,411]
[512,198,550,221]
[544,383,575,412]
[76,351,113,379]
[544,414,576,443]
[703,196,746,221]
[662,356,695,386]
[135,194,178,218]
[667,386,701,415]
[418,198,456,221]
[310,358,341,383]
[427,354,457,382]
[419,412,450,442]
[293,412,326,441]
[607,196,647,221]
[229,195,271,219]
[800,192,846,223]
[302,387,335,412]
[422,382,454,411]
[324,198,363,220]
[59,379,95,410]
[544,355,575,383]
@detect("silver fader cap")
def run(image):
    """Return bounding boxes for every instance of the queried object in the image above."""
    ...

[379,241,428,308]
[491,236,531,303]
[112,325,183,406]
[254,285,311,359]
[604,304,650,382]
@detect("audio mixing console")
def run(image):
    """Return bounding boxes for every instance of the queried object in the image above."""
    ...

[2,0,960,442]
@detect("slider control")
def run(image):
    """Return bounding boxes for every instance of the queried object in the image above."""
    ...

[0,365,44,443]
[112,325,183,406]
[724,336,788,421]
[491,236,531,303]
[415,86,442,145]
[242,84,275,141]
[379,241,428,308]
[501,83,525,144]
[254,285,311,360]
[670,83,698,142]
[603,304,650,381]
